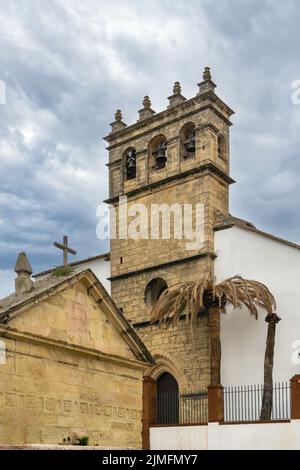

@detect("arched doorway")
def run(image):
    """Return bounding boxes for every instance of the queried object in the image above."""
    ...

[156,372,179,424]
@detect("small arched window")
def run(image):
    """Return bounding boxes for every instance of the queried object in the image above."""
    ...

[180,122,196,159]
[144,278,168,307]
[218,134,226,159]
[149,135,168,170]
[124,148,136,180]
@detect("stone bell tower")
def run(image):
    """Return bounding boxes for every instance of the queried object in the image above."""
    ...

[104,68,234,391]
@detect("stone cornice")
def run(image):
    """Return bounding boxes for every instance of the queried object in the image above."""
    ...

[0,325,148,370]
[107,158,122,168]
[104,163,235,204]
[109,251,216,282]
[133,310,208,329]
[196,123,220,135]
[104,92,234,149]
[105,148,151,169]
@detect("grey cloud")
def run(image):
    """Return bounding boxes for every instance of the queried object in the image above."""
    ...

[0,0,300,297]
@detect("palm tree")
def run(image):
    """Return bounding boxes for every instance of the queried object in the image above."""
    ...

[260,312,281,420]
[151,275,278,417]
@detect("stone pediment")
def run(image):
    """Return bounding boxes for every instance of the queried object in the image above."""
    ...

[0,268,153,365]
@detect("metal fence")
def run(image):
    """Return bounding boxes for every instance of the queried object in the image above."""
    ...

[224,382,291,422]
[156,382,290,425]
[157,389,208,425]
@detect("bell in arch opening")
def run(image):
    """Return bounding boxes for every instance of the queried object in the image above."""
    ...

[126,148,137,180]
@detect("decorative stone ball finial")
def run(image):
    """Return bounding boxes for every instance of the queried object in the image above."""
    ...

[143,96,151,109]
[203,66,212,81]
[115,109,123,122]
[173,81,181,95]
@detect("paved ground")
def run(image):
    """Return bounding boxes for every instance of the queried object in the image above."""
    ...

[0,444,130,450]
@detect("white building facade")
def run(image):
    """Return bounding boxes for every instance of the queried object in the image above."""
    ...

[215,223,300,385]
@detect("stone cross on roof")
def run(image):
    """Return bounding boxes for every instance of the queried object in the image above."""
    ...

[53,235,77,266]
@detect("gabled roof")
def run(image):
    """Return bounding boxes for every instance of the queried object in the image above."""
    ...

[214,212,300,251]
[0,267,154,365]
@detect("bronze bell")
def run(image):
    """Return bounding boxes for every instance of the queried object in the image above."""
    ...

[155,144,167,169]
[126,150,136,179]
[127,152,135,168]
[184,133,196,153]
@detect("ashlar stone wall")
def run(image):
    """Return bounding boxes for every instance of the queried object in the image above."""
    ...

[0,281,145,448]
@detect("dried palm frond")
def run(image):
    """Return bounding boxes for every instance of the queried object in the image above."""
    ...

[151,275,276,327]
[151,274,212,328]
[216,276,276,318]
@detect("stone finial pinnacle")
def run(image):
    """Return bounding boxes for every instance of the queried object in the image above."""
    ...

[15,252,34,295]
[167,81,186,108]
[115,109,123,121]
[143,96,151,109]
[197,66,216,95]
[15,252,33,274]
[138,96,155,121]
[173,81,181,95]
[203,66,212,81]
[110,109,127,133]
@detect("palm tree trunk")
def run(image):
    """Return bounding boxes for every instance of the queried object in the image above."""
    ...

[260,313,280,421]
[209,305,221,385]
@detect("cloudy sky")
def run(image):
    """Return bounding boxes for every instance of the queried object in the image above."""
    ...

[0,0,300,297]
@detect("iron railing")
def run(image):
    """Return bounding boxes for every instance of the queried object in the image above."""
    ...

[157,389,208,425]
[224,382,291,422]
[156,382,291,425]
